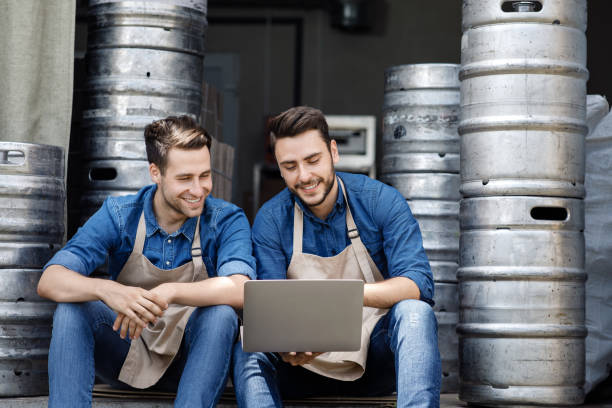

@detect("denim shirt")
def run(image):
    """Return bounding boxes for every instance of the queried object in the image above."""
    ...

[45,184,256,280]
[252,172,434,304]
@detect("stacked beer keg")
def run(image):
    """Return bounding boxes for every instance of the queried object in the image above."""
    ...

[0,143,64,396]
[79,0,208,221]
[380,64,461,392]
[458,0,588,405]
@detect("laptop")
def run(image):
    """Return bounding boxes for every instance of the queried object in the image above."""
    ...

[241,279,364,353]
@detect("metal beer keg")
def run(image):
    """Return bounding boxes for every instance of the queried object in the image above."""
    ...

[458,195,586,405]
[381,64,461,282]
[383,64,460,174]
[434,282,459,390]
[85,0,206,118]
[460,0,588,198]
[381,63,461,392]
[0,142,64,396]
[381,173,460,282]
[79,0,207,223]
[382,172,460,202]
[84,0,207,156]
[409,199,459,283]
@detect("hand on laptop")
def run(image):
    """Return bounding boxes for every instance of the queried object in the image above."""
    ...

[279,351,323,366]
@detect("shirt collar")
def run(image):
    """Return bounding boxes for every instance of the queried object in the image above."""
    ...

[293,175,346,222]
[143,185,199,241]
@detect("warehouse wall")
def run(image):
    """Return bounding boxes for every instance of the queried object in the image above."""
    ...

[205,0,462,211]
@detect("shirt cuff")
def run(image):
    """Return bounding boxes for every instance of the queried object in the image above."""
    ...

[218,260,256,280]
[399,270,434,305]
[43,249,90,276]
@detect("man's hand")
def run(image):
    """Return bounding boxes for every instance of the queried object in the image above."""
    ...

[112,282,176,340]
[279,352,323,366]
[100,281,168,329]
[37,266,168,339]
[113,313,145,340]
[149,282,176,306]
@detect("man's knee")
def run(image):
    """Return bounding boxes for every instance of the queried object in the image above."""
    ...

[232,348,278,384]
[53,302,90,328]
[190,304,238,334]
[391,299,437,330]
[52,301,114,333]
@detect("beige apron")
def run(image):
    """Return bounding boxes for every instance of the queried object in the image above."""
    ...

[115,213,209,389]
[287,178,388,381]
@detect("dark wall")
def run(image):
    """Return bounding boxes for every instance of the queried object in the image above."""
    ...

[586,1,612,98]
[205,0,463,211]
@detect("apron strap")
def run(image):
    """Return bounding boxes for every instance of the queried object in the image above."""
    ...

[134,212,204,273]
[134,213,147,254]
[292,203,304,256]
[337,178,377,284]
[191,216,203,273]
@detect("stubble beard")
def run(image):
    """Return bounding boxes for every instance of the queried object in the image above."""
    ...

[160,184,204,220]
[294,170,336,209]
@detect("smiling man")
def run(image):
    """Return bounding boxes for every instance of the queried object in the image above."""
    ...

[37,116,255,407]
[232,106,441,407]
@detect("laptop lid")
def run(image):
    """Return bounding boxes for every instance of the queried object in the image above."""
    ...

[241,279,364,353]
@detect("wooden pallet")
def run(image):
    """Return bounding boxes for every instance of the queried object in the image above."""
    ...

[92,384,397,407]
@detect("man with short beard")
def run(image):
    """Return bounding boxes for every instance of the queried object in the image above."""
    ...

[38,116,255,407]
[232,106,440,407]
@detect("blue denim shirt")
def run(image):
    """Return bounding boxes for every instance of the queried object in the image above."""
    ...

[45,184,256,280]
[252,172,433,304]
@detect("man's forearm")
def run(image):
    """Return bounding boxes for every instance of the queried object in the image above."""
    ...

[37,264,114,303]
[363,276,420,309]
[161,274,250,309]
[39,265,167,329]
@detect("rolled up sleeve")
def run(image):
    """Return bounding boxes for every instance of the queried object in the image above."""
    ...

[44,249,88,275]
[43,197,121,276]
[376,185,434,304]
[213,205,256,280]
[252,206,289,280]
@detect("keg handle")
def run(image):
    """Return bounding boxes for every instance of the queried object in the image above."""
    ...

[89,167,118,182]
[0,148,26,168]
[502,1,542,12]
[530,206,569,222]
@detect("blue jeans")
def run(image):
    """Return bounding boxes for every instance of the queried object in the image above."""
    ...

[48,301,237,407]
[232,299,441,408]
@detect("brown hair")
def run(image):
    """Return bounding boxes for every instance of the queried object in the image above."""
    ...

[144,115,212,173]
[268,106,331,151]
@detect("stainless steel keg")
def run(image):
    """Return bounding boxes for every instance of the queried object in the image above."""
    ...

[434,282,459,393]
[0,270,57,396]
[79,0,207,224]
[0,142,64,396]
[85,0,206,116]
[458,195,586,405]
[382,63,461,392]
[409,200,459,283]
[382,173,460,202]
[0,143,64,267]
[383,64,460,174]
[381,173,460,282]
[84,0,207,155]
[460,0,588,198]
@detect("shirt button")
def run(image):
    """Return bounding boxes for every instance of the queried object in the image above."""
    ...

[167,239,172,244]
[166,261,171,266]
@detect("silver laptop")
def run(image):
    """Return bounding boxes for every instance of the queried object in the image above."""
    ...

[241,279,364,353]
